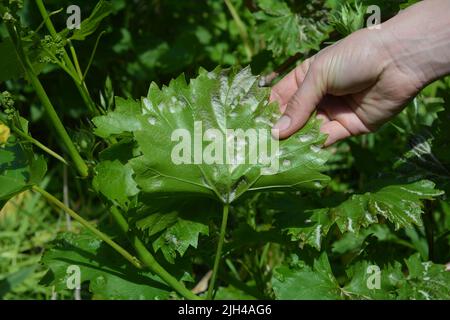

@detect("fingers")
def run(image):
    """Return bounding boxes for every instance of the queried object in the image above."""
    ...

[270,58,312,113]
[320,120,352,147]
[272,61,326,139]
[315,110,351,147]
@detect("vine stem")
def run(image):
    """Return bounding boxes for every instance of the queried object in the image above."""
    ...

[207,203,230,300]
[4,21,89,177]
[32,185,143,269]
[109,207,202,300]
[224,0,252,60]
[35,0,97,115]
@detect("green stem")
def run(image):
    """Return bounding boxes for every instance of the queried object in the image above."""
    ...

[35,0,97,115]
[13,127,68,165]
[207,203,230,300]
[5,22,89,177]
[109,207,202,300]
[224,0,252,60]
[32,186,142,269]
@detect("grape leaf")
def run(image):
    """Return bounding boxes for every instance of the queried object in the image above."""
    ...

[273,180,441,251]
[342,260,402,299]
[92,97,141,138]
[272,253,342,299]
[397,254,450,300]
[93,66,330,205]
[332,180,443,232]
[41,231,172,300]
[152,217,209,264]
[254,0,329,57]
[92,160,139,210]
[277,208,333,250]
[272,253,450,300]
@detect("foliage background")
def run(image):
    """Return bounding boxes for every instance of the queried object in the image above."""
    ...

[0,0,449,300]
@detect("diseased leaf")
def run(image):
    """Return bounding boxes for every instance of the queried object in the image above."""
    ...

[153,218,209,264]
[277,208,333,250]
[41,231,172,300]
[254,0,329,57]
[93,66,330,204]
[92,97,141,138]
[333,180,443,232]
[397,254,450,300]
[342,260,402,299]
[273,180,441,251]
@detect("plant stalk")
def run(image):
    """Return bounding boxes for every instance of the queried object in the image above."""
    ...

[32,185,142,269]
[224,0,252,60]
[207,203,230,300]
[109,207,202,300]
[35,0,97,115]
[5,21,89,177]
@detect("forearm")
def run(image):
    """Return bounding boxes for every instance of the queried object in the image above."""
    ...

[377,0,450,87]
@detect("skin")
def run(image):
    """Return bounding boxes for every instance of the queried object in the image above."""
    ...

[271,0,450,146]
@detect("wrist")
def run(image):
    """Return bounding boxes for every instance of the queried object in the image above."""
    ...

[375,0,450,88]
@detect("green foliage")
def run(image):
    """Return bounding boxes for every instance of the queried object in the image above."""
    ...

[41,231,172,299]
[0,0,448,301]
[272,253,450,300]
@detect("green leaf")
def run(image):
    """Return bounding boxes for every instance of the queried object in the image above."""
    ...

[0,140,47,202]
[215,285,257,300]
[397,254,450,300]
[153,217,209,264]
[92,97,142,138]
[41,231,172,300]
[277,208,333,250]
[333,180,443,232]
[272,253,342,299]
[92,160,139,210]
[94,66,330,204]
[254,0,329,57]
[69,0,113,41]
[272,253,450,300]
[342,260,402,299]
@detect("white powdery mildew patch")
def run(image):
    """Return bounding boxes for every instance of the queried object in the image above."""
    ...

[373,202,388,216]
[418,290,431,300]
[364,210,376,224]
[399,186,426,196]
[314,224,322,249]
[298,134,314,143]
[347,217,354,233]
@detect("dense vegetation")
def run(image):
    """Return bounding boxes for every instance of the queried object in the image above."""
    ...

[0,0,449,300]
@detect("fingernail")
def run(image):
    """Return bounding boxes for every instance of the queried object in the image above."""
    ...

[273,115,291,131]
[271,115,291,138]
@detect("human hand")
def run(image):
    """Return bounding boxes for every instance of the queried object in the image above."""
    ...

[271,0,450,146]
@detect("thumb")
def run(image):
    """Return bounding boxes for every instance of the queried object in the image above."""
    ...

[272,63,326,139]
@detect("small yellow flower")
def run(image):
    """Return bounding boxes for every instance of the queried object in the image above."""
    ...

[0,123,11,145]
